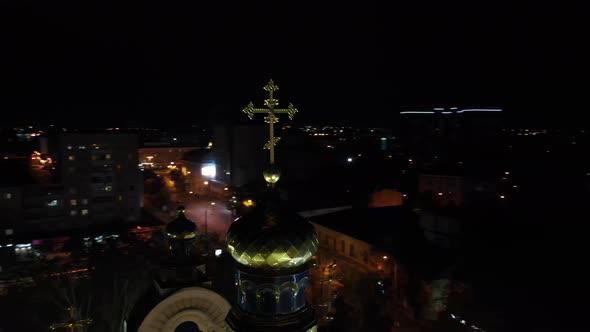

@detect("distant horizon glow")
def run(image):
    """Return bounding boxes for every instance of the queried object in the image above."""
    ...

[458,109,502,113]
[401,108,502,115]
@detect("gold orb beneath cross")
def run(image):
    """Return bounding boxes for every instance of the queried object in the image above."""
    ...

[263,166,281,185]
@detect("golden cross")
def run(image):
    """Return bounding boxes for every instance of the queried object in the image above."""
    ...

[243,79,298,165]
[50,307,93,332]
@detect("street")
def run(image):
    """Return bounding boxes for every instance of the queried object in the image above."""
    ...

[182,196,234,241]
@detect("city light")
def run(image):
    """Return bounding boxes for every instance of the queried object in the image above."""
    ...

[243,199,255,207]
[347,157,353,162]
[203,181,209,185]
[215,249,223,257]
[201,164,216,178]
[457,108,502,113]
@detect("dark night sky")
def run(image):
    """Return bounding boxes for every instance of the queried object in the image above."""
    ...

[0,1,587,127]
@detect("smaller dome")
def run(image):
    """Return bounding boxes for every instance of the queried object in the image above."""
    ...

[166,206,197,239]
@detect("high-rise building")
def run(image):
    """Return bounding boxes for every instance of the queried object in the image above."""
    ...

[3,132,144,231]
[211,124,268,188]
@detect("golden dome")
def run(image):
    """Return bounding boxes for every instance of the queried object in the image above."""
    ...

[263,166,281,185]
[226,193,318,270]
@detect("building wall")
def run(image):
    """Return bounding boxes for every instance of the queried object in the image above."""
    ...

[417,210,461,249]
[0,187,21,228]
[311,220,453,329]
[16,133,144,232]
[313,223,373,269]
[368,189,404,208]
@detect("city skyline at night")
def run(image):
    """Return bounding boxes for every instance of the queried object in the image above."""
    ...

[1,1,588,332]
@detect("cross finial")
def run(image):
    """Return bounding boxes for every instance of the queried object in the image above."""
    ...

[242,79,298,166]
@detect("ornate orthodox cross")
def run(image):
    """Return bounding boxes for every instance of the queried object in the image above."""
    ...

[243,79,298,165]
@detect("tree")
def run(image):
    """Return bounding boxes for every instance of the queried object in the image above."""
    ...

[88,238,154,332]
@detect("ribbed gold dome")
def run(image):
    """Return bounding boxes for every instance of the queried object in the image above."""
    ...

[226,193,318,270]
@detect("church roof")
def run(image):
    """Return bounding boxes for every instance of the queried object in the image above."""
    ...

[226,189,318,271]
[165,206,197,239]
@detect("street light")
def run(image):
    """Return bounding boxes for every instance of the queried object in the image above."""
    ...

[317,259,341,323]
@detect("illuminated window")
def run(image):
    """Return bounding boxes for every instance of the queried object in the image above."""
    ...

[82,198,88,205]
[78,145,86,149]
[118,195,123,201]
[70,210,78,216]
[105,154,111,160]
[201,165,216,178]
[104,185,112,191]
[70,199,77,206]
[68,155,75,161]
[66,145,73,150]
[2,193,11,199]
[47,200,59,207]
[81,209,89,216]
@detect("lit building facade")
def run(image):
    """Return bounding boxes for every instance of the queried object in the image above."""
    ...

[17,132,144,231]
